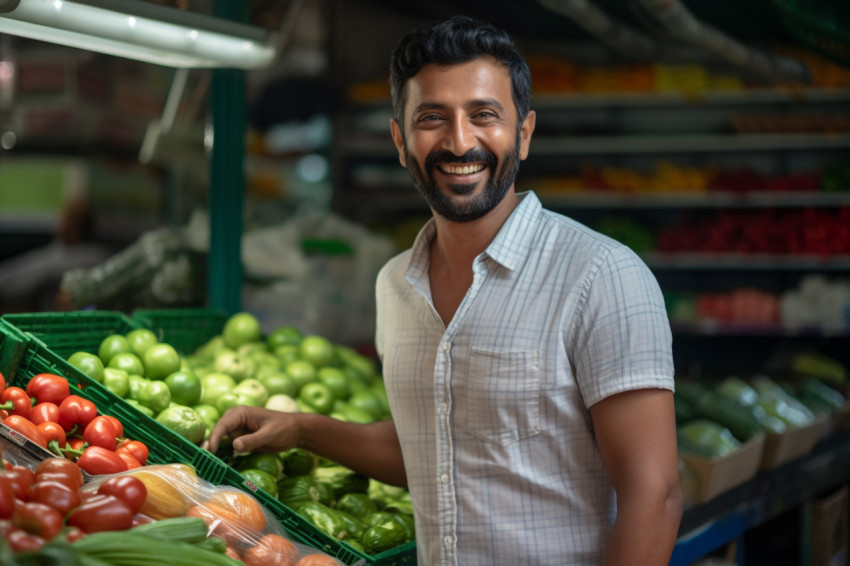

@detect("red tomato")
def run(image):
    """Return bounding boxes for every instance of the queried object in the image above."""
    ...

[3,466,35,500]
[101,415,124,439]
[35,457,84,486]
[83,416,118,451]
[115,440,149,466]
[0,387,31,418]
[28,402,61,425]
[37,421,67,449]
[13,501,64,539]
[1,415,47,448]
[115,450,142,471]
[0,475,15,519]
[57,395,98,432]
[66,494,134,533]
[26,374,71,406]
[76,446,127,476]
[6,527,45,552]
[2,416,45,448]
[96,476,147,514]
[0,372,5,396]
[28,480,82,516]
[67,437,86,451]
[32,472,80,493]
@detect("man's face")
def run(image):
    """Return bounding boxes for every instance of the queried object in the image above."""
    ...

[390,57,535,223]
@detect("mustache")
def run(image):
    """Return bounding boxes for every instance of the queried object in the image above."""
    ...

[424,148,497,171]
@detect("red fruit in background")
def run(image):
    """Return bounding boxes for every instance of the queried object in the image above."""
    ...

[97,476,147,514]
[29,480,82,516]
[13,501,63,540]
[67,494,134,533]
[35,458,84,486]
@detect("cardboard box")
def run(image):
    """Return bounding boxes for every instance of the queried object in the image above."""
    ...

[680,434,766,503]
[761,416,829,470]
[810,486,848,566]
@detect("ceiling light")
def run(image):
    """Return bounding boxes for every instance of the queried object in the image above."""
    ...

[0,0,277,69]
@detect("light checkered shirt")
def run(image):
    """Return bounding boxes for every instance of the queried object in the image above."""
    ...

[375,191,674,565]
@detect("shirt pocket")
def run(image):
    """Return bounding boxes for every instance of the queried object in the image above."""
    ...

[456,349,540,446]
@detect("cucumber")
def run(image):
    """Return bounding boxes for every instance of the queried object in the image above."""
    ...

[676,381,709,407]
[677,419,741,458]
[798,378,845,411]
[715,376,759,407]
[696,392,764,442]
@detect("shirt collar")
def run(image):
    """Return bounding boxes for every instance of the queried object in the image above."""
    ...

[405,190,542,281]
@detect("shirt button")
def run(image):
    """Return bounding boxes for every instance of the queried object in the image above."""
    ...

[442,341,451,352]
[444,535,453,546]
[440,473,449,484]
[439,402,448,412]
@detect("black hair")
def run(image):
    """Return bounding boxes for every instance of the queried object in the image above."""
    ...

[389,15,532,130]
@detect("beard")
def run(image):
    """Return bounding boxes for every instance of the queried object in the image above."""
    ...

[403,133,521,223]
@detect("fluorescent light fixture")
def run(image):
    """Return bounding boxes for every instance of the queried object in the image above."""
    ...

[0,0,277,69]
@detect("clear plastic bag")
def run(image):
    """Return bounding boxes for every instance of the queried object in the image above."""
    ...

[83,463,344,566]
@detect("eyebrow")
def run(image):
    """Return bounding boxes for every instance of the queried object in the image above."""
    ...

[411,98,506,115]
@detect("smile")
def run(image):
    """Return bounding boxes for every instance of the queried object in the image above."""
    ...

[438,163,486,175]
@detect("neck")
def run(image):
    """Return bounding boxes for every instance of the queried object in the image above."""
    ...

[430,189,519,272]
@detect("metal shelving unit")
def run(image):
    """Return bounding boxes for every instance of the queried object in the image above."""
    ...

[671,427,850,565]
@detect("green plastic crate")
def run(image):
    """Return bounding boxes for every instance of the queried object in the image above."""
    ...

[129,308,417,566]
[132,308,230,356]
[0,319,232,483]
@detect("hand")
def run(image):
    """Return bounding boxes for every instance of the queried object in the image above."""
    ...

[204,406,301,454]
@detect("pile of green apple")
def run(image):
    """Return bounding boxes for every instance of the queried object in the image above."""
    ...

[65,312,390,446]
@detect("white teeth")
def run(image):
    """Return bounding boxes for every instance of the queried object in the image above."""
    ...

[442,164,484,175]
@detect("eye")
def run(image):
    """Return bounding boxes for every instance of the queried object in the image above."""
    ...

[472,110,498,121]
[417,113,442,122]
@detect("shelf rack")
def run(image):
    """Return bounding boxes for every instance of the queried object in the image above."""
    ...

[671,427,850,565]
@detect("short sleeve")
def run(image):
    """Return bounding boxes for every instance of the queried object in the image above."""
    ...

[570,244,675,407]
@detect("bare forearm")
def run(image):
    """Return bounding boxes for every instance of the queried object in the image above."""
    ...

[603,483,683,566]
[297,415,407,487]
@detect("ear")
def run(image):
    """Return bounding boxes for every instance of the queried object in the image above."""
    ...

[390,118,407,167]
[518,110,536,161]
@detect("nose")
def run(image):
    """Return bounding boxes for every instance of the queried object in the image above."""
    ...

[442,115,476,157]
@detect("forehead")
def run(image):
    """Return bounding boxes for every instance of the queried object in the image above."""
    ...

[403,56,513,115]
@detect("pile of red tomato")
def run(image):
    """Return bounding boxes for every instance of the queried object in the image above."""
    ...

[0,372,150,475]
[0,454,148,552]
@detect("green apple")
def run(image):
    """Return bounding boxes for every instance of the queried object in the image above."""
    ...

[317,366,350,401]
[98,334,132,366]
[108,353,144,379]
[143,343,181,380]
[299,335,335,368]
[199,372,237,407]
[126,328,159,357]
[222,312,262,349]
[67,351,105,384]
[299,382,334,414]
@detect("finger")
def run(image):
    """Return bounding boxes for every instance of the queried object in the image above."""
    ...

[206,406,251,453]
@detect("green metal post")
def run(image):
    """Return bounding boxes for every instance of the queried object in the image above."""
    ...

[208,2,248,313]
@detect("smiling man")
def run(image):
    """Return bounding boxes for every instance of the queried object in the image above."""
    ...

[377,15,683,565]
[207,15,682,566]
